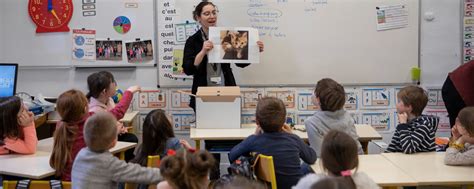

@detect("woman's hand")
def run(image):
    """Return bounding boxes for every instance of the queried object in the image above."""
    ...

[201,40,214,53]
[257,41,264,52]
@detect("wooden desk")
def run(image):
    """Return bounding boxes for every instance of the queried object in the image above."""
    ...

[0,138,137,179]
[120,111,139,133]
[190,124,382,152]
[382,152,474,186]
[311,154,417,189]
[0,151,55,179]
[37,137,137,160]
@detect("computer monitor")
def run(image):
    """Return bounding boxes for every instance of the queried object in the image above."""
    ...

[0,63,18,97]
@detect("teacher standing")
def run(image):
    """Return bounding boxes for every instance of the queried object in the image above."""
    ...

[183,1,264,112]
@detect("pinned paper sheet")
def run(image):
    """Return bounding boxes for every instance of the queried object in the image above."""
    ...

[138,90,167,109]
[266,88,296,109]
[361,111,392,132]
[361,88,391,109]
[376,4,408,31]
[170,89,193,110]
[297,89,320,111]
[241,88,265,110]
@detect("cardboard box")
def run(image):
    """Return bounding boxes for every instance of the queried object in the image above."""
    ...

[196,86,241,129]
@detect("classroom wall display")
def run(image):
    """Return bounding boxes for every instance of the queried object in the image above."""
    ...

[169,88,193,110]
[2,0,155,67]
[296,112,314,125]
[297,88,320,111]
[170,111,195,131]
[241,88,265,110]
[96,40,122,61]
[361,111,392,132]
[361,87,392,109]
[156,0,419,86]
[72,29,96,61]
[464,0,474,62]
[137,89,167,110]
[125,40,153,63]
[345,88,359,111]
[265,88,296,109]
[242,111,257,124]
[426,87,445,107]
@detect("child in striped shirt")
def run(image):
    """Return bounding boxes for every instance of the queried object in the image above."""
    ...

[387,86,439,154]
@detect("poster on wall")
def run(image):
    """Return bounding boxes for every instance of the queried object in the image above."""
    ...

[376,5,408,31]
[96,40,123,61]
[137,89,167,109]
[125,40,154,63]
[72,29,96,61]
[464,0,474,62]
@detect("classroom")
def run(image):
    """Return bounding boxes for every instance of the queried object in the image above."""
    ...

[1,0,473,189]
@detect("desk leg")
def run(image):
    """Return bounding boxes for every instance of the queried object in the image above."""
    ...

[119,151,125,160]
[195,140,201,150]
[361,141,369,154]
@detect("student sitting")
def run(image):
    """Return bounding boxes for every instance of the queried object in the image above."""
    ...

[445,107,474,165]
[131,109,192,189]
[294,130,379,189]
[71,112,162,189]
[305,78,363,157]
[229,97,316,189]
[157,149,215,189]
[0,96,37,155]
[86,71,140,161]
[50,89,134,181]
[387,86,439,154]
[131,109,192,166]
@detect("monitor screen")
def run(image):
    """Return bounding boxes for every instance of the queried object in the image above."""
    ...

[0,63,18,97]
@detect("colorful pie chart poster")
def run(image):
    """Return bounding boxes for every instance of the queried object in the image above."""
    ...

[72,29,96,61]
[113,16,131,34]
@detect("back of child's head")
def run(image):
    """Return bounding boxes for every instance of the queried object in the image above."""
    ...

[160,149,215,189]
[457,107,474,136]
[310,177,355,189]
[86,71,115,99]
[314,78,345,112]
[0,96,22,139]
[51,89,89,177]
[212,176,265,189]
[256,97,286,133]
[84,112,118,152]
[131,109,175,166]
[321,130,358,188]
[56,89,89,124]
[397,85,428,116]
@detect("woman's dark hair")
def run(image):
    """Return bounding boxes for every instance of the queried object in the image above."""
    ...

[192,1,216,21]
[131,109,175,166]
[0,96,23,140]
[321,130,359,189]
[86,71,116,99]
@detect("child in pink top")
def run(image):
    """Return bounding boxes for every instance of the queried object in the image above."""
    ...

[0,96,37,155]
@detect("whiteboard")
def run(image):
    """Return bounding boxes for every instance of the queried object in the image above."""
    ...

[157,0,419,86]
[1,0,154,67]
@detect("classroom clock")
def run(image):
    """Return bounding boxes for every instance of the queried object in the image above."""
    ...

[28,0,73,33]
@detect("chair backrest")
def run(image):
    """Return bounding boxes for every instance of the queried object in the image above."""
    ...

[146,155,161,189]
[253,154,277,189]
[3,180,71,189]
[124,155,161,189]
[147,155,161,168]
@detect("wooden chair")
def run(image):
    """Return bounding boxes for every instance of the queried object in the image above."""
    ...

[124,155,161,189]
[252,154,277,189]
[3,180,71,189]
